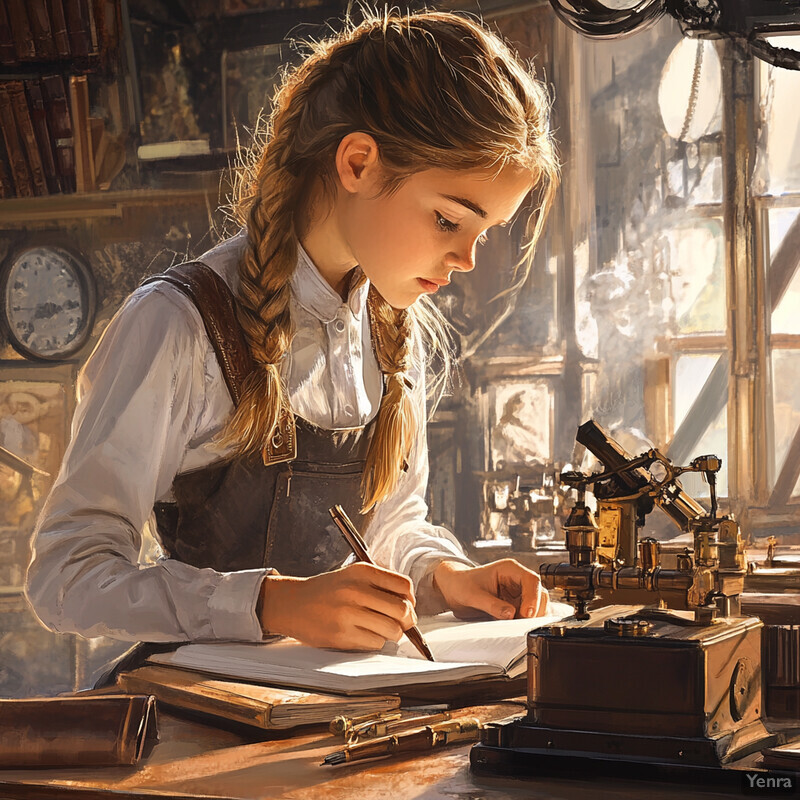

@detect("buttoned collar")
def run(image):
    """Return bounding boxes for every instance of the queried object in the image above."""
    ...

[198,230,368,324]
[292,242,368,324]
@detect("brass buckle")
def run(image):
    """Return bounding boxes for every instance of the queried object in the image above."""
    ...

[262,409,297,466]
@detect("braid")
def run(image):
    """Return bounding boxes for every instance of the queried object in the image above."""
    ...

[218,58,332,458]
[362,286,418,512]
[221,9,559,508]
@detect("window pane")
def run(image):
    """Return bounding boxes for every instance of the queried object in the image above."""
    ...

[665,218,726,334]
[674,354,728,497]
[772,350,800,497]
[755,36,800,196]
[770,208,800,335]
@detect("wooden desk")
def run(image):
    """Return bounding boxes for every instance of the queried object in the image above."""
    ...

[0,702,742,800]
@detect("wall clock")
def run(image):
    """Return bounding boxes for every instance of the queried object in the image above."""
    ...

[2,246,96,361]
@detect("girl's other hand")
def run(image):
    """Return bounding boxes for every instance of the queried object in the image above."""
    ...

[432,559,550,621]
[258,562,417,650]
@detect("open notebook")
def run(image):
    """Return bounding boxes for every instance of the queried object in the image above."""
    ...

[147,602,574,695]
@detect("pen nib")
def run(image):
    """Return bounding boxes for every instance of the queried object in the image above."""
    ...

[322,751,347,766]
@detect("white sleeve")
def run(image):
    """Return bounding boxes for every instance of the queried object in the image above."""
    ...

[25,284,268,643]
[362,342,474,615]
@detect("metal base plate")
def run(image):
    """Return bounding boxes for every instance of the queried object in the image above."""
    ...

[470,716,782,789]
[470,742,792,791]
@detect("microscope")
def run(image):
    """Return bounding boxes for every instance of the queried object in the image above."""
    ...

[472,420,780,780]
[541,419,744,621]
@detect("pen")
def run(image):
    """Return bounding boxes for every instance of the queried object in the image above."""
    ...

[348,711,451,742]
[329,710,402,738]
[328,504,435,662]
[321,717,481,765]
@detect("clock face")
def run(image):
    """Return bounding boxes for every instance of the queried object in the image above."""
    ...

[3,246,95,360]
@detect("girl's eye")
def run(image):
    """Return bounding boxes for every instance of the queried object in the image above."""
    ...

[435,212,460,233]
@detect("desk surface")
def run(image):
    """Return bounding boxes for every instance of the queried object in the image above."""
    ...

[0,702,746,800]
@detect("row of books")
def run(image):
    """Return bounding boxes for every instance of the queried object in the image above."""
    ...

[0,0,102,63]
[0,75,104,198]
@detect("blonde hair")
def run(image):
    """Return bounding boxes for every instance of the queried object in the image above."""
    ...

[222,9,559,512]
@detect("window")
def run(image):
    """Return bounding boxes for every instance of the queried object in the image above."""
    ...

[759,43,800,507]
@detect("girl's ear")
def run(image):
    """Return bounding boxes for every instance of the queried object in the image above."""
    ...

[335,131,381,193]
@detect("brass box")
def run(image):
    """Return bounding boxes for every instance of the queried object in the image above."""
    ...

[527,613,763,740]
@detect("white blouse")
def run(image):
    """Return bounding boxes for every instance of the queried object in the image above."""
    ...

[25,230,472,643]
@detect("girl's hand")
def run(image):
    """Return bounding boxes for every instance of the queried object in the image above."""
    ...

[432,559,550,621]
[258,562,417,650]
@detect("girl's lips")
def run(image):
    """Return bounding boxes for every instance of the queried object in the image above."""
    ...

[417,277,441,293]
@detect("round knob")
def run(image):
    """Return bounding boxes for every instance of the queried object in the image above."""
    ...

[604,617,653,637]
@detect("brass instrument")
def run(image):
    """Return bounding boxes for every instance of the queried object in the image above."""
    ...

[542,419,745,621]
[471,420,787,782]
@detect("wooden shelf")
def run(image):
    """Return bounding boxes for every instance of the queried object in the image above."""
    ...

[0,184,222,225]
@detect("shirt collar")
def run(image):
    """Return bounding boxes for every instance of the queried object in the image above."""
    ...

[195,228,248,289]
[292,242,368,323]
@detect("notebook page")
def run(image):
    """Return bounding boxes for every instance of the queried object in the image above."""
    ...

[390,602,574,673]
[148,639,505,692]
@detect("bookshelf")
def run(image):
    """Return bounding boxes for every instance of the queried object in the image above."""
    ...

[0,0,125,199]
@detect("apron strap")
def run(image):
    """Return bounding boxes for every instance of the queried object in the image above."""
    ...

[143,261,253,405]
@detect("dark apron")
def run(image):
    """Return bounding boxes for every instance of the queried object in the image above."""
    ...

[94,260,377,687]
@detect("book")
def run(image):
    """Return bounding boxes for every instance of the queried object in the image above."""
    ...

[5,0,35,61]
[7,80,48,195]
[0,83,33,197]
[27,0,57,60]
[64,0,93,57]
[87,0,99,55]
[0,132,13,198]
[137,140,211,160]
[0,694,158,767]
[42,74,76,192]
[92,0,118,68]
[148,603,575,696]
[0,2,17,65]
[68,73,95,191]
[116,664,401,731]
[25,79,61,193]
[95,130,125,189]
[47,0,71,57]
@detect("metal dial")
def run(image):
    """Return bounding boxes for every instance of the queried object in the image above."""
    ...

[2,246,95,360]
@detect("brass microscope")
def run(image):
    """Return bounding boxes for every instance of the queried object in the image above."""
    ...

[472,420,782,782]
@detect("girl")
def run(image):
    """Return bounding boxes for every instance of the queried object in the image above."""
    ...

[25,9,559,660]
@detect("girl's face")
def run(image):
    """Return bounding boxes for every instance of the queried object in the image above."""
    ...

[333,145,532,309]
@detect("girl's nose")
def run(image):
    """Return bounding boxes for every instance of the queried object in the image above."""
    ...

[447,242,477,273]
